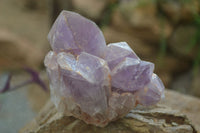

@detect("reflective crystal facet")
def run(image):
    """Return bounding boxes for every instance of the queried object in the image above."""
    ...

[105,42,139,70]
[135,73,165,106]
[44,10,165,127]
[111,57,154,92]
[48,11,106,57]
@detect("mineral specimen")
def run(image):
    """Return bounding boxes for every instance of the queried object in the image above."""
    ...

[44,10,165,127]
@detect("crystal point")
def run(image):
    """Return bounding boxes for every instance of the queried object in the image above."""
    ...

[135,74,165,106]
[111,58,154,91]
[105,42,139,70]
[44,10,165,127]
[48,11,106,57]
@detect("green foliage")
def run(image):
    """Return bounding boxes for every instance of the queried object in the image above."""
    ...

[100,2,118,28]
[184,14,200,74]
[157,1,200,74]
[191,14,200,74]
[159,18,167,57]
[157,16,167,67]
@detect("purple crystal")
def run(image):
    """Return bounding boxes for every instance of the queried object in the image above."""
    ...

[111,57,154,92]
[105,42,139,70]
[44,10,165,127]
[135,74,165,106]
[48,11,106,57]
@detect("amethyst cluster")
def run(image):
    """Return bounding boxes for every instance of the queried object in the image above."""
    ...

[44,10,165,127]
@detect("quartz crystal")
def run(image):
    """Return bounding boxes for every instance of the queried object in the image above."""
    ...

[44,10,165,127]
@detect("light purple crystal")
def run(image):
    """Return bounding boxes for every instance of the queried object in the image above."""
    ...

[135,73,165,106]
[48,11,106,57]
[111,57,154,92]
[44,10,165,127]
[105,42,139,70]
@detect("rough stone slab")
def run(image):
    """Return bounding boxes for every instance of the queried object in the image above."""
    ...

[20,90,198,133]
[162,90,200,132]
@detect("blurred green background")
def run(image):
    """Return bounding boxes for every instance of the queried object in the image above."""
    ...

[0,0,200,132]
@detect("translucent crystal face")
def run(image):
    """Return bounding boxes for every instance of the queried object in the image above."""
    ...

[111,58,154,92]
[48,11,106,57]
[105,42,139,70]
[44,10,165,127]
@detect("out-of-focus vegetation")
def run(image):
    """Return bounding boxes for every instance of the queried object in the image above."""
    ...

[1,0,200,132]
[0,0,200,96]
